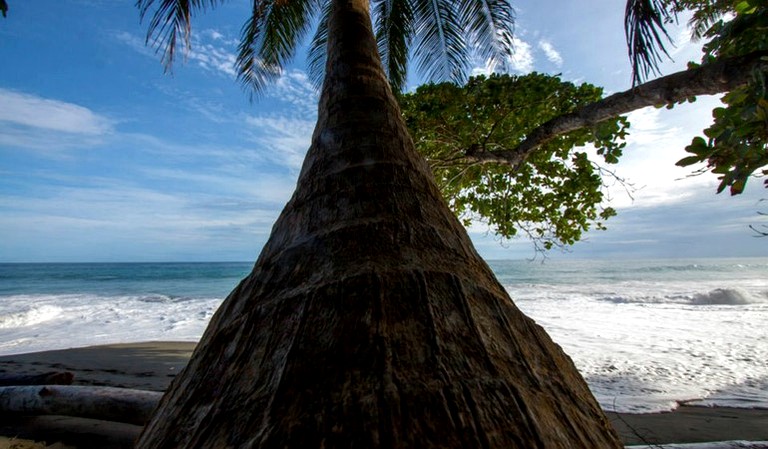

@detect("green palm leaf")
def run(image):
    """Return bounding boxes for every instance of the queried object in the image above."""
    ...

[306,1,331,90]
[137,0,226,70]
[687,0,729,41]
[237,0,320,95]
[137,0,516,96]
[411,0,470,84]
[624,0,677,85]
[373,0,414,92]
[458,0,515,73]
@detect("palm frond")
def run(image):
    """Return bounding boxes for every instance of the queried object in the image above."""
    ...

[137,0,225,71]
[624,0,678,85]
[373,0,414,92]
[458,0,515,73]
[688,0,730,41]
[411,0,470,84]
[306,1,331,90]
[237,0,319,95]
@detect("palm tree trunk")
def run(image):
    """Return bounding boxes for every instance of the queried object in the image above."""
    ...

[136,0,623,447]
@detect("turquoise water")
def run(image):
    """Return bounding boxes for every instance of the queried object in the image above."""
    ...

[1,258,764,298]
[0,262,252,298]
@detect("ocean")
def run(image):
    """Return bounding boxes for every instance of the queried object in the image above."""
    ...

[1,258,766,414]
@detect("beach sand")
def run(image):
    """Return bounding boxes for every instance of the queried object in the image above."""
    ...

[1,342,767,448]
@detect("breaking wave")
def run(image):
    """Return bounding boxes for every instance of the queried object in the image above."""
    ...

[0,305,62,329]
[598,287,765,306]
[691,288,762,305]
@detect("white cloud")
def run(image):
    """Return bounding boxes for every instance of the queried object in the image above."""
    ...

[245,115,314,170]
[470,60,495,77]
[602,97,721,209]
[268,70,320,118]
[0,89,113,135]
[140,166,296,206]
[189,42,237,77]
[0,178,282,260]
[538,40,563,67]
[470,36,535,76]
[201,29,238,45]
[509,37,534,73]
[114,31,154,58]
[115,29,238,78]
[116,26,320,112]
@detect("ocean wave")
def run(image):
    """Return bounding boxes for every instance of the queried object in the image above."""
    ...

[136,294,175,303]
[136,294,196,303]
[598,287,764,306]
[0,305,62,329]
[691,288,761,305]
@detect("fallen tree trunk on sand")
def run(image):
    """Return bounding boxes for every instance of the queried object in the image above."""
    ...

[0,371,74,386]
[0,385,161,425]
[1,415,142,449]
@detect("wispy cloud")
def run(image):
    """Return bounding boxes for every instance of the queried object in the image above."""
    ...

[189,41,237,77]
[0,89,113,135]
[267,70,319,119]
[113,31,155,58]
[0,89,114,151]
[0,175,283,261]
[244,115,314,170]
[115,28,238,78]
[538,40,563,67]
[116,27,319,115]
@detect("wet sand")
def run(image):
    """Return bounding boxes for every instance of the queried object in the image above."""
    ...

[1,342,767,448]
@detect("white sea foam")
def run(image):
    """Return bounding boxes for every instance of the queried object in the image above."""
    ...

[0,293,219,355]
[0,304,62,329]
[691,287,762,305]
[507,279,768,413]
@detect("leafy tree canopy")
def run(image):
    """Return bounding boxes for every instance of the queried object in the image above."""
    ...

[398,73,628,251]
[671,0,768,195]
[402,0,767,251]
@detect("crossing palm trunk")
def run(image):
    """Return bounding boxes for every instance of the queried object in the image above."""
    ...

[136,0,623,447]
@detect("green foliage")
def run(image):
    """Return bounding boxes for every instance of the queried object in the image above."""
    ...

[675,0,768,194]
[399,73,628,251]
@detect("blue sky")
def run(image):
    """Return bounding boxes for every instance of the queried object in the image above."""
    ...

[0,0,765,262]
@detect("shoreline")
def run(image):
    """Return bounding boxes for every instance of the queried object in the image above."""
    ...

[1,342,767,447]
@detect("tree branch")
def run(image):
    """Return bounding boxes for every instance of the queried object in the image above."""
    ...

[464,50,768,169]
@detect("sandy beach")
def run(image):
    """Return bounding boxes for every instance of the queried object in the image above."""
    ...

[1,342,767,448]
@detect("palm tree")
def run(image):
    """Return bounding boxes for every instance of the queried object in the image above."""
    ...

[135,0,623,447]
[623,0,732,85]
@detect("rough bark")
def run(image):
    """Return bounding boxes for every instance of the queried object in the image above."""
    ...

[465,50,768,169]
[0,386,161,425]
[136,0,624,447]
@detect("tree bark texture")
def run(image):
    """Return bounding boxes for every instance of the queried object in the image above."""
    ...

[466,50,768,169]
[136,0,623,447]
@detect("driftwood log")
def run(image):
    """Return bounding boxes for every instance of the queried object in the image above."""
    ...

[1,415,142,449]
[0,385,161,425]
[0,371,74,386]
